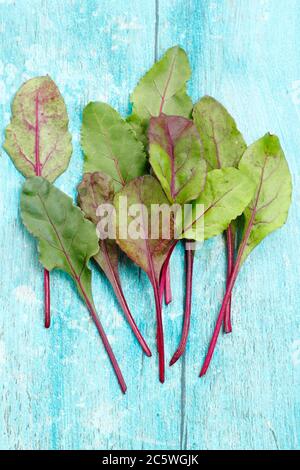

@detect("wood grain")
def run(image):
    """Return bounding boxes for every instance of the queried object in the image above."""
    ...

[0,0,299,450]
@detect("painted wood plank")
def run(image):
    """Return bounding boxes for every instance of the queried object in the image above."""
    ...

[0,0,299,450]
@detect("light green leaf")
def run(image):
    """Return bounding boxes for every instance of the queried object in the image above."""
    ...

[193,96,247,170]
[81,102,147,192]
[239,133,292,263]
[148,114,207,204]
[129,46,193,140]
[183,168,255,241]
[4,76,72,182]
[21,176,99,305]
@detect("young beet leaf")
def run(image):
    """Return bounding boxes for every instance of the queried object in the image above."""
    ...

[77,171,151,357]
[81,102,147,192]
[148,114,207,364]
[193,96,247,333]
[200,134,292,377]
[129,46,193,303]
[21,176,127,394]
[128,46,193,139]
[3,76,72,329]
[148,114,206,205]
[114,176,175,383]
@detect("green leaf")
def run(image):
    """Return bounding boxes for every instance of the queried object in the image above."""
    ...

[183,168,256,241]
[114,175,174,284]
[126,114,148,149]
[239,133,292,263]
[4,76,72,182]
[148,114,207,204]
[129,46,193,141]
[21,176,99,305]
[81,102,147,192]
[193,96,247,170]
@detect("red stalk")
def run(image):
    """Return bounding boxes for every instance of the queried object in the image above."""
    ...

[170,243,195,366]
[76,276,127,394]
[44,270,50,328]
[101,241,151,357]
[159,242,177,305]
[153,279,165,383]
[164,265,172,305]
[224,225,234,333]
[200,203,258,377]
[107,270,152,357]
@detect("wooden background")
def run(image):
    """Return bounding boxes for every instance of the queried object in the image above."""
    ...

[0,0,299,450]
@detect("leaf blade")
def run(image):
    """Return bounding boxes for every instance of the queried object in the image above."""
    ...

[193,96,247,170]
[131,46,192,120]
[81,102,147,192]
[148,114,207,204]
[239,133,292,263]
[183,168,256,241]
[21,176,99,304]
[4,76,72,182]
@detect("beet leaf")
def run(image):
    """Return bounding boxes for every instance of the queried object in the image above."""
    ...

[3,76,72,329]
[200,134,292,377]
[21,176,127,394]
[77,171,151,357]
[128,46,192,139]
[148,114,207,205]
[114,176,175,383]
[81,102,147,191]
[193,96,247,333]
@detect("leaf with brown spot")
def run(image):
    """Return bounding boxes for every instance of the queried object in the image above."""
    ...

[3,76,72,182]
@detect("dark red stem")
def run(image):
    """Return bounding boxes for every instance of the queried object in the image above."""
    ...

[79,280,127,394]
[164,264,172,305]
[110,275,152,357]
[200,206,257,377]
[159,242,177,305]
[224,225,234,333]
[170,244,195,366]
[153,279,165,383]
[44,270,50,328]
[101,241,151,357]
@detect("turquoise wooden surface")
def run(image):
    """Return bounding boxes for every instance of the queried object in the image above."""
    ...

[0,0,299,450]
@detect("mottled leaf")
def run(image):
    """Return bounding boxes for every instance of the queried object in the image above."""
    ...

[114,175,174,282]
[148,114,207,204]
[193,96,247,170]
[81,102,147,192]
[4,76,72,182]
[183,168,255,241]
[239,133,292,263]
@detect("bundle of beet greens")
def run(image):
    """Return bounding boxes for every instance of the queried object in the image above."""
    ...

[3,46,292,394]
